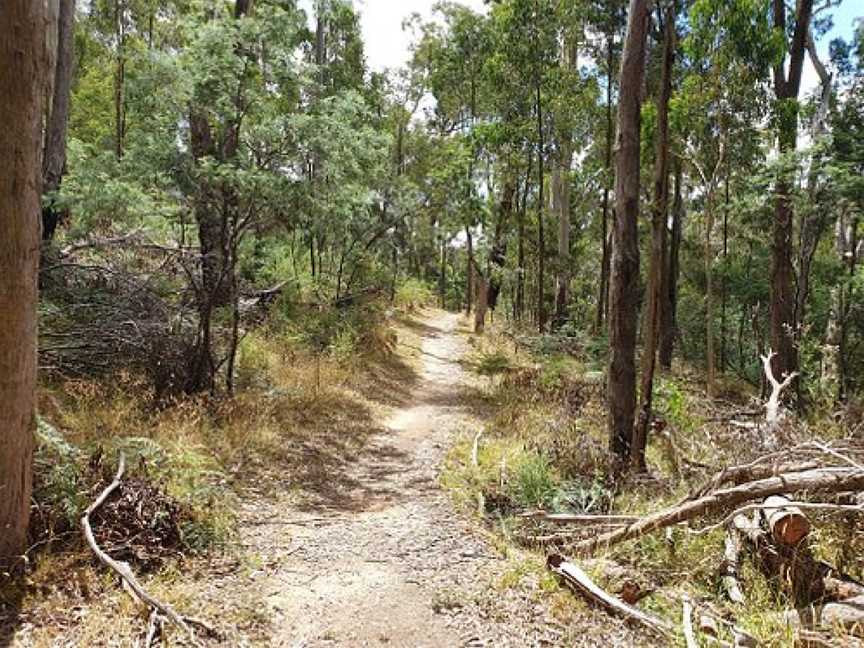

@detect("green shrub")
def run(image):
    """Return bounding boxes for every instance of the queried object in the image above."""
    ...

[395,278,435,310]
[511,453,558,508]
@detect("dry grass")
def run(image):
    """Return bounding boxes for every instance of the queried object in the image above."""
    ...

[439,316,864,647]
[1,307,425,646]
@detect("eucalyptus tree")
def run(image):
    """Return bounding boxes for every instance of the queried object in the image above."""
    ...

[634,0,676,471]
[43,0,76,244]
[676,0,776,397]
[0,0,47,566]
[768,0,815,391]
[607,0,652,467]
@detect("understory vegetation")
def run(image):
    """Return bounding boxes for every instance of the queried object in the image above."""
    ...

[446,322,864,646]
[3,289,431,643]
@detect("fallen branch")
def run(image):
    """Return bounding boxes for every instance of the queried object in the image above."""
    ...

[574,467,864,556]
[682,595,698,648]
[519,511,640,525]
[81,453,202,644]
[761,351,798,423]
[722,524,746,604]
[694,499,864,537]
[733,510,864,607]
[546,554,672,636]
[682,460,821,503]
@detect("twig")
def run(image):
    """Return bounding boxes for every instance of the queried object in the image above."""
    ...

[471,430,483,467]
[145,610,162,647]
[81,453,200,644]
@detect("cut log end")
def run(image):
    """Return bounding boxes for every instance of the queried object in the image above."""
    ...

[764,496,811,546]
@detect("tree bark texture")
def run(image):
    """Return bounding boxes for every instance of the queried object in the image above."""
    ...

[769,0,813,395]
[42,0,75,242]
[633,6,674,470]
[0,0,46,565]
[659,160,682,369]
[607,0,651,466]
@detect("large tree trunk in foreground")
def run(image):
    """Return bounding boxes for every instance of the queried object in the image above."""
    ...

[0,0,46,566]
[633,6,674,471]
[769,0,813,400]
[42,0,76,243]
[607,0,651,468]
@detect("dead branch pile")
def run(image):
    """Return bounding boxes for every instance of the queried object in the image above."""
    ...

[82,453,219,646]
[86,451,185,571]
[541,440,864,645]
[40,239,199,396]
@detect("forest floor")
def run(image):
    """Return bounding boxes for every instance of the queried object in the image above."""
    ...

[197,310,641,647]
[3,309,648,647]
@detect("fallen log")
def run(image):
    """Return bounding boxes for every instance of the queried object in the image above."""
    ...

[683,460,821,502]
[519,511,640,525]
[546,554,671,636]
[785,595,864,639]
[732,509,864,608]
[574,467,864,556]
[722,524,746,604]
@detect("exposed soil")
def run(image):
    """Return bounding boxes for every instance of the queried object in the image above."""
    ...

[211,311,645,647]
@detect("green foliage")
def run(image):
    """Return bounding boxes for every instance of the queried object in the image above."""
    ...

[474,349,513,380]
[511,453,557,509]
[654,377,699,435]
[33,419,88,529]
[395,278,436,309]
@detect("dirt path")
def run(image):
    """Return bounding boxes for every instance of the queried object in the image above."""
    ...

[243,311,500,647]
[256,314,482,646]
[219,310,642,647]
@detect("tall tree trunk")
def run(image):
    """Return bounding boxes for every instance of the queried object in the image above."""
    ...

[439,235,446,309]
[659,160,683,368]
[769,0,813,395]
[465,227,474,316]
[824,212,858,401]
[554,36,577,326]
[0,0,45,566]
[489,178,515,316]
[705,192,717,399]
[721,172,729,371]
[633,6,674,471]
[113,0,125,160]
[596,30,615,334]
[474,265,488,334]
[536,81,546,333]
[516,152,532,322]
[607,0,651,469]
[553,155,571,325]
[794,41,832,376]
[42,0,75,243]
